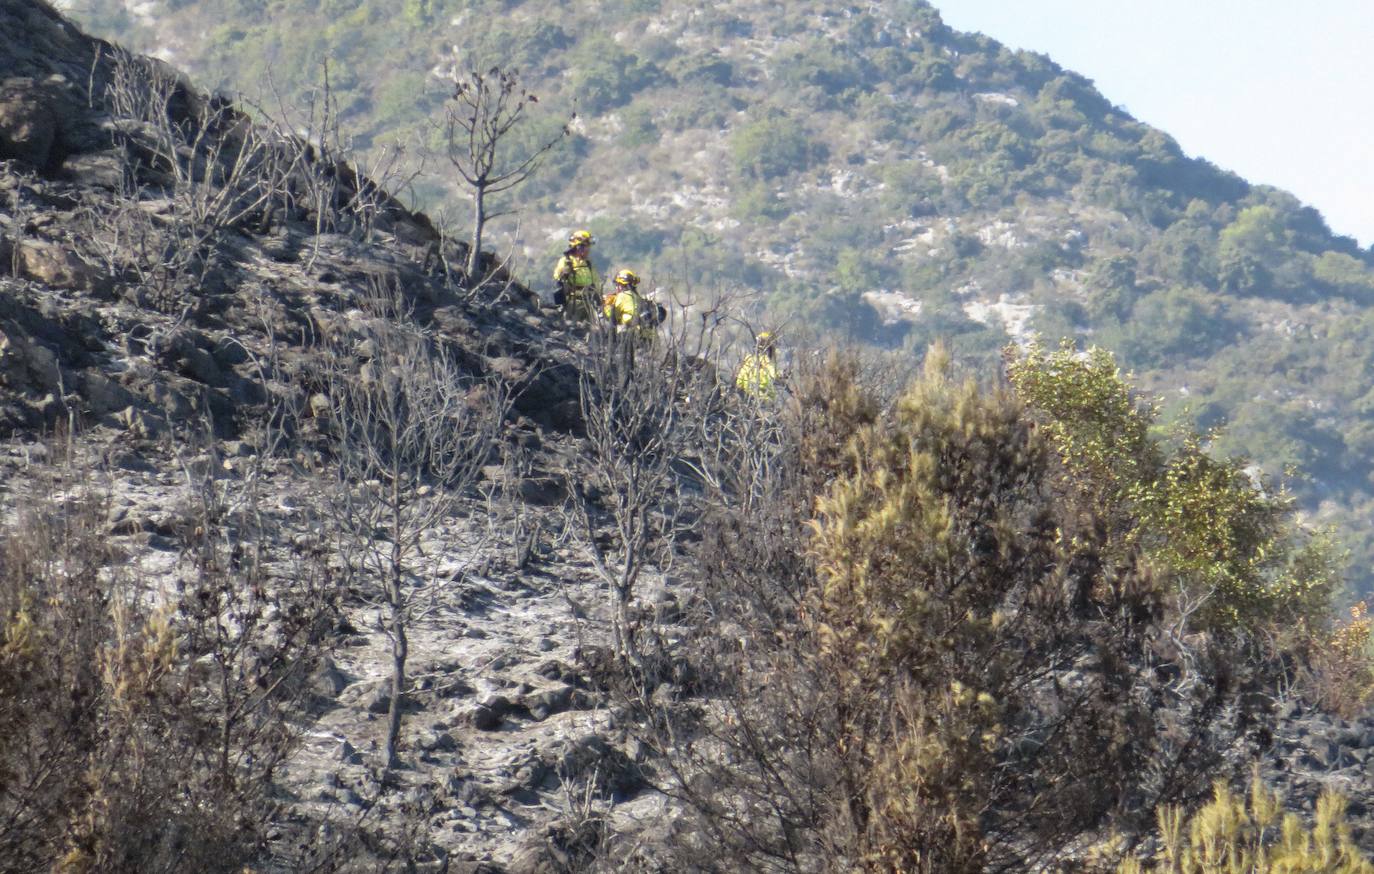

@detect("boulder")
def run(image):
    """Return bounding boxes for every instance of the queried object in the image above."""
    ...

[550,734,644,800]
[311,656,351,699]
[0,78,56,168]
[80,370,135,415]
[0,325,61,392]
[14,240,105,291]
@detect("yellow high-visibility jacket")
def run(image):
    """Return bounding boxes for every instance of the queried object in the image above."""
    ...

[604,289,641,325]
[553,254,597,294]
[735,353,778,401]
[604,289,658,342]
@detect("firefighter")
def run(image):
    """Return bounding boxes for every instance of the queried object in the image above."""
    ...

[735,331,779,402]
[552,229,599,320]
[603,268,663,342]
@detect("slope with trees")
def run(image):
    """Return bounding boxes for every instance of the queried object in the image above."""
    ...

[62,0,1374,596]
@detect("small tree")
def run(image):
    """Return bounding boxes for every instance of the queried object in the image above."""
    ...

[444,64,569,290]
[320,290,508,772]
[568,295,726,671]
[1007,341,1340,631]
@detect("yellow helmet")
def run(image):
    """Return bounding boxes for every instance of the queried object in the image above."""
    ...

[757,330,775,349]
[614,268,640,289]
[568,229,595,248]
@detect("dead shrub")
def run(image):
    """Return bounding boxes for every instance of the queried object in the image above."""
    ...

[1296,600,1374,718]
[0,438,335,873]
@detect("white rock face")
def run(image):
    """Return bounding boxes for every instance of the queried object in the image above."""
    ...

[862,290,924,325]
[974,92,1019,107]
[964,294,1039,346]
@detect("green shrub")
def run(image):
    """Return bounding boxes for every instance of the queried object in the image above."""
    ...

[1106,284,1236,366]
[1008,342,1341,630]
[1314,250,1374,301]
[617,104,658,148]
[809,347,1175,871]
[730,110,815,180]
[566,36,660,114]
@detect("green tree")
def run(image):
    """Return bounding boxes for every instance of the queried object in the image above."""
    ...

[1106,285,1233,366]
[1313,250,1374,301]
[1008,342,1340,629]
[730,110,814,180]
[1218,205,1284,294]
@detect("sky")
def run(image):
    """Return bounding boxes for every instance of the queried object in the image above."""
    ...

[936,0,1374,249]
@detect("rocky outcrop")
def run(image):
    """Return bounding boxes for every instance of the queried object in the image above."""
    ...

[0,0,116,173]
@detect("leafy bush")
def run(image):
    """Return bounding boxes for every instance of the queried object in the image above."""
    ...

[808,348,1190,870]
[617,104,658,148]
[666,50,734,86]
[1106,285,1236,366]
[1008,342,1341,630]
[731,180,789,221]
[772,39,867,104]
[730,110,815,180]
[566,36,660,114]
[1084,253,1141,320]
[1300,601,1374,717]
[1218,205,1284,294]
[1314,250,1374,301]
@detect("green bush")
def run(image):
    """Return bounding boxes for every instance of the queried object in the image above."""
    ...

[1107,285,1236,366]
[772,39,867,103]
[617,104,658,148]
[1314,250,1374,301]
[566,36,659,114]
[731,181,788,221]
[808,348,1199,870]
[1008,342,1341,630]
[730,110,814,180]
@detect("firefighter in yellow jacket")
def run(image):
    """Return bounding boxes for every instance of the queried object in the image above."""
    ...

[553,230,599,320]
[735,331,779,402]
[602,269,663,342]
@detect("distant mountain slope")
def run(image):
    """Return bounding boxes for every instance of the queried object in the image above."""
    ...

[58,0,1374,596]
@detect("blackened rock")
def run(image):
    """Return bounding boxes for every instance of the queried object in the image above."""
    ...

[551,734,645,801]
[534,659,584,687]
[420,730,458,753]
[524,685,574,722]
[469,704,503,731]
[366,684,393,714]
[337,739,362,765]
[0,78,56,169]
[15,240,105,291]
[311,656,351,698]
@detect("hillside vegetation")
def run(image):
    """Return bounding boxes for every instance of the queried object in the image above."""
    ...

[3,1,1374,869]
[59,0,1374,594]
